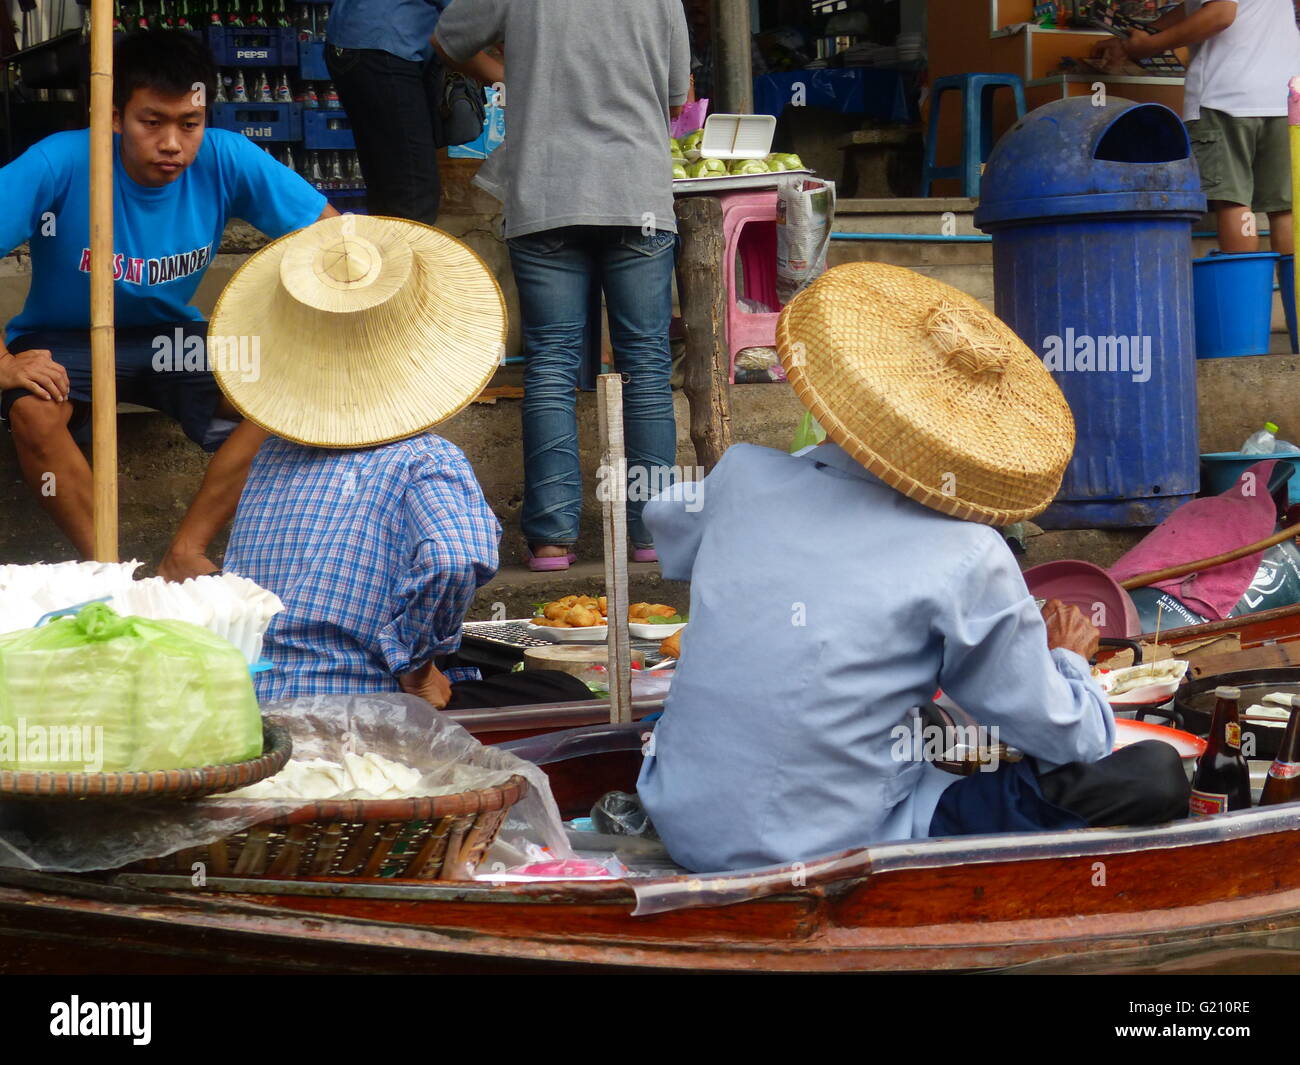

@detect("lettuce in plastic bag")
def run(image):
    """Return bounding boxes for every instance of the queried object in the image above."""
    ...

[0,603,263,773]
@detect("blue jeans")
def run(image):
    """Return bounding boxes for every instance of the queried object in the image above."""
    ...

[507,225,678,548]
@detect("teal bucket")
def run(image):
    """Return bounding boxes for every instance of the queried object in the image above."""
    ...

[1193,251,1280,358]
[1201,451,1300,505]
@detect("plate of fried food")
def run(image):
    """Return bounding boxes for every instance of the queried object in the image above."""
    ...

[530,596,687,643]
[627,602,687,640]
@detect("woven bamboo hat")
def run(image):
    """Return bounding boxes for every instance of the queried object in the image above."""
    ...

[776,262,1074,525]
[209,214,505,448]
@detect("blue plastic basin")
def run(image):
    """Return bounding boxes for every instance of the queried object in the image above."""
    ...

[1193,252,1280,358]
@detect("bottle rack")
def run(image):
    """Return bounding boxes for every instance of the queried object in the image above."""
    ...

[201,0,364,208]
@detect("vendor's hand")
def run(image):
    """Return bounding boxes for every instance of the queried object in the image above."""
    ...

[1041,599,1101,662]
[0,349,69,402]
[159,547,220,582]
[1090,36,1131,67]
[399,660,453,709]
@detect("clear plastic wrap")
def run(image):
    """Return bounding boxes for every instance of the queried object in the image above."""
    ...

[0,693,571,873]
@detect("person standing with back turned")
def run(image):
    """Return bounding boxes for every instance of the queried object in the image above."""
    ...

[1094,0,1300,256]
[326,0,503,224]
[434,0,690,571]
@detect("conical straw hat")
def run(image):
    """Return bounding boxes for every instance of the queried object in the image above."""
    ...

[776,262,1074,525]
[209,214,505,448]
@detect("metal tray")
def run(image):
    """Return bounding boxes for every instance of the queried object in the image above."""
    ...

[1173,667,1300,761]
[461,619,667,666]
[673,169,815,195]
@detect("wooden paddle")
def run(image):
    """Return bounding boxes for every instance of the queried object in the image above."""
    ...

[90,0,118,562]
[596,374,633,724]
[1119,520,1300,591]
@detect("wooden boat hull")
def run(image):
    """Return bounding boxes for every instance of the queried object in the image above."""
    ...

[6,717,1300,974]
[7,603,1300,975]
[6,804,1300,974]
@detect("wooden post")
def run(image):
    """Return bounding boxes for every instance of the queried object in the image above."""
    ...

[673,195,733,471]
[597,374,633,725]
[712,0,754,115]
[89,0,118,562]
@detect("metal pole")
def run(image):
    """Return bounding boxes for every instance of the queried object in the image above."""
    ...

[89,0,117,561]
[713,0,754,115]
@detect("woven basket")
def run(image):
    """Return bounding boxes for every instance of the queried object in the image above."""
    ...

[0,723,291,801]
[128,775,527,881]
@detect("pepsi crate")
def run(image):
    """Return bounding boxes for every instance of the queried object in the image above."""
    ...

[324,189,368,214]
[208,26,299,66]
[303,109,356,150]
[211,102,303,142]
[299,39,330,80]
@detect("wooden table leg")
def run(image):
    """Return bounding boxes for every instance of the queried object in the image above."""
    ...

[674,196,734,473]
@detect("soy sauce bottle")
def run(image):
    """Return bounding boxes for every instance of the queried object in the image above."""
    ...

[1260,695,1300,806]
[1189,685,1251,815]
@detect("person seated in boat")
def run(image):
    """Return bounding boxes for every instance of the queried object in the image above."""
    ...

[637,263,1191,873]
[217,214,591,712]
[0,28,338,578]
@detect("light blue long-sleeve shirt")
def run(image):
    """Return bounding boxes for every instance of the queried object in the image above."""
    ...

[636,442,1115,873]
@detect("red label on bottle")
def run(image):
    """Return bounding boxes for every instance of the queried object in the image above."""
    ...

[1268,760,1300,780]
[1189,790,1229,816]
[1225,722,1241,748]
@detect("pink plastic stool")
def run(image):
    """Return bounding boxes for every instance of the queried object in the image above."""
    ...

[720,190,782,382]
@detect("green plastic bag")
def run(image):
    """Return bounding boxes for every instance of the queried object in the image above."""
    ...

[790,410,828,453]
[0,603,263,773]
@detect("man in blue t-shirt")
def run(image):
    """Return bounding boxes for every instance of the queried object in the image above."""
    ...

[0,29,336,576]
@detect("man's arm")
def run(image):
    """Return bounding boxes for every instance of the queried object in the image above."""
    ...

[160,420,271,580]
[317,203,341,221]
[432,37,505,87]
[1093,0,1232,63]
[377,449,500,700]
[936,533,1115,766]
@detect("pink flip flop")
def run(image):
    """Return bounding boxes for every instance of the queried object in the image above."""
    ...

[631,547,658,564]
[525,546,578,572]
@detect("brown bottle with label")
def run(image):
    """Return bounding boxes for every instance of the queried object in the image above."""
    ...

[1189,685,1251,815]
[1260,695,1300,806]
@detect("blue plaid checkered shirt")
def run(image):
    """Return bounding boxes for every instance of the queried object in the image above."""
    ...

[225,433,501,701]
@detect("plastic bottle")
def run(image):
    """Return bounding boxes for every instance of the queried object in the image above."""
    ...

[1243,422,1281,455]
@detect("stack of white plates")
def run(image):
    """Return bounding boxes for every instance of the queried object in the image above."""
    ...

[896,32,926,62]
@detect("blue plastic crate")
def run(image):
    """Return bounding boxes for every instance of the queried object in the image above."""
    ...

[299,39,330,80]
[303,108,355,150]
[208,26,298,66]
[211,102,303,143]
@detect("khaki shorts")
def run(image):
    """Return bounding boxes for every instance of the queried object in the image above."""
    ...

[1187,108,1292,214]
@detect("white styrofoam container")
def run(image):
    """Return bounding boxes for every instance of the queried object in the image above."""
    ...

[684,113,777,161]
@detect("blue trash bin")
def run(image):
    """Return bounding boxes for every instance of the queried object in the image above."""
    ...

[974,98,1206,529]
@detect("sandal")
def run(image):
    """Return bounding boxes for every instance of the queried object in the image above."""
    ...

[524,545,578,572]
[631,546,658,564]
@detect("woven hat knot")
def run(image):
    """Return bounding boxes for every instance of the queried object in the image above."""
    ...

[319,237,377,286]
[925,301,1009,378]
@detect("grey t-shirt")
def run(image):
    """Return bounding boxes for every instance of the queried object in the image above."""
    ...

[436,0,690,238]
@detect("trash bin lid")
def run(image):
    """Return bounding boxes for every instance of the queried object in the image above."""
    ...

[975,97,1206,230]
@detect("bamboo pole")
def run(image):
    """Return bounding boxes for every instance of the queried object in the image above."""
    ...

[89,0,118,561]
[597,374,633,725]
[1119,521,1300,590]
[1290,77,1300,352]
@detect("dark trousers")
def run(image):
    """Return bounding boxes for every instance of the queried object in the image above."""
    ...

[444,668,593,712]
[930,740,1191,837]
[325,45,442,225]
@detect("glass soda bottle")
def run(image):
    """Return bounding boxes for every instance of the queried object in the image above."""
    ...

[1260,695,1300,805]
[1189,685,1252,815]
